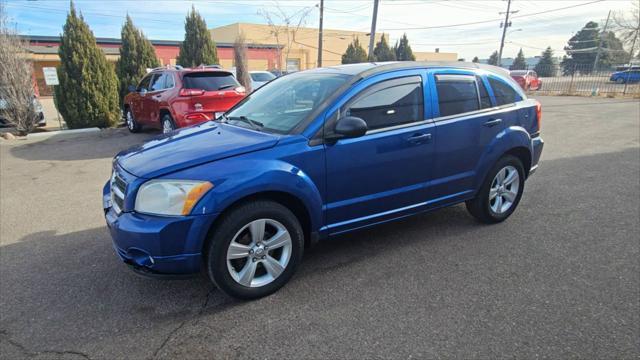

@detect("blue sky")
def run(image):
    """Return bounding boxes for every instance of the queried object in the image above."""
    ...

[4,0,635,59]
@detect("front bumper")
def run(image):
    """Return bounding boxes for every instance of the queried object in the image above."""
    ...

[104,205,218,275]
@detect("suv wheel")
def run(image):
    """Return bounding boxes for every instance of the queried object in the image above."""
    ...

[125,108,140,133]
[466,155,525,223]
[161,114,175,134]
[205,201,304,300]
[615,78,625,84]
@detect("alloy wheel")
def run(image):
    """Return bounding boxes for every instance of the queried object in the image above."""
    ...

[162,118,174,133]
[126,111,134,130]
[226,219,292,288]
[489,165,520,214]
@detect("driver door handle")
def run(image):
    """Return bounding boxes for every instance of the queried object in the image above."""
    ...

[407,133,432,143]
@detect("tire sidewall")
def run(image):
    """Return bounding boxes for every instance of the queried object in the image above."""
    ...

[206,201,304,300]
[162,115,175,133]
[125,108,138,132]
[480,155,525,222]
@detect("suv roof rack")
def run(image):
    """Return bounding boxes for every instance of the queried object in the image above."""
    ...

[148,65,184,72]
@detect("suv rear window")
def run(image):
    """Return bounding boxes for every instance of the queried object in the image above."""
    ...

[435,74,480,117]
[183,72,239,91]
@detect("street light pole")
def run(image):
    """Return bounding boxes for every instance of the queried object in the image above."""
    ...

[368,0,380,61]
[497,0,512,67]
[317,0,324,67]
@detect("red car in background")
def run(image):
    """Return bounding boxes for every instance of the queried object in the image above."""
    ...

[124,66,246,133]
[509,70,542,91]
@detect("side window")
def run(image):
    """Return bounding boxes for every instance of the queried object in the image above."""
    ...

[345,77,423,131]
[137,75,152,91]
[435,74,479,117]
[149,73,164,91]
[165,73,175,88]
[489,77,520,106]
[477,76,492,109]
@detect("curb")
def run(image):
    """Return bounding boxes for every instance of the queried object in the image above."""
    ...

[26,127,101,140]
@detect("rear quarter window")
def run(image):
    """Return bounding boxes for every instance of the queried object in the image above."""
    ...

[183,72,239,91]
[489,77,521,106]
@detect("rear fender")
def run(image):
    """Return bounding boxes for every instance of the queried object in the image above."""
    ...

[473,126,532,192]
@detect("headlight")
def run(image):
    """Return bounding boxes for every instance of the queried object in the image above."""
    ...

[135,180,213,216]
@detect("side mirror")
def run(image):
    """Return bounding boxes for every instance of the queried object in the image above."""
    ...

[128,85,136,93]
[330,116,368,140]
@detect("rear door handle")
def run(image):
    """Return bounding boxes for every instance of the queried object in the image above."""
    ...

[484,118,502,127]
[407,133,432,143]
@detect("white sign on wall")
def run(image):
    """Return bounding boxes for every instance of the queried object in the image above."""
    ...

[42,67,59,86]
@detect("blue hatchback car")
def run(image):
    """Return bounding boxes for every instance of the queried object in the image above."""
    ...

[104,62,544,299]
[610,69,640,83]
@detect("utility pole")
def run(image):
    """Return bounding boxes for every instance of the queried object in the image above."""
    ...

[497,0,513,67]
[368,0,380,61]
[317,0,324,67]
[592,10,611,73]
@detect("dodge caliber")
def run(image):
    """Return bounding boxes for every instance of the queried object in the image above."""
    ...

[104,62,544,299]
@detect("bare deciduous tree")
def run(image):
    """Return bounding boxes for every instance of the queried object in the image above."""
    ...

[613,1,640,60]
[0,1,39,135]
[234,34,252,92]
[259,2,312,72]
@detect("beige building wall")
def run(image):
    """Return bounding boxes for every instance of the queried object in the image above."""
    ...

[413,51,458,62]
[211,23,384,71]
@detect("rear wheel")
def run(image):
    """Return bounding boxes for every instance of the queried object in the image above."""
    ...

[125,108,140,133]
[161,114,175,134]
[205,201,304,300]
[466,155,525,223]
[615,78,625,84]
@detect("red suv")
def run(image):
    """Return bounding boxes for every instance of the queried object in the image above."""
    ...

[124,66,246,133]
[509,70,542,91]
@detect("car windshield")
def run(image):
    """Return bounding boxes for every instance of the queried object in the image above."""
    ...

[510,71,528,76]
[251,72,276,82]
[183,72,239,91]
[224,72,351,134]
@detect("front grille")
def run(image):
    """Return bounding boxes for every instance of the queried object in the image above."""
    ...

[110,171,127,214]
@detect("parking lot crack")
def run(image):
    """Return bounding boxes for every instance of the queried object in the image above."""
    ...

[0,330,91,359]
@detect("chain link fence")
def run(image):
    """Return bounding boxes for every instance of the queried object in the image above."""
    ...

[514,63,640,97]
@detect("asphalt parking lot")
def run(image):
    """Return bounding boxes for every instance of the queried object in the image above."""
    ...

[1,96,638,359]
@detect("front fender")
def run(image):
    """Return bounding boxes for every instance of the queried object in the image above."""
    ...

[473,126,532,190]
[175,158,323,232]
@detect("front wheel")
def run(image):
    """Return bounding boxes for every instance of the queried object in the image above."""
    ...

[125,108,140,133]
[466,155,525,223]
[615,78,625,84]
[205,201,304,300]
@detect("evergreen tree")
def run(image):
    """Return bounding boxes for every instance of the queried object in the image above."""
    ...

[533,46,556,77]
[177,6,218,67]
[487,50,499,65]
[472,56,479,63]
[561,21,629,74]
[341,37,368,64]
[55,2,120,129]
[117,15,159,105]
[509,48,527,70]
[373,34,395,62]
[394,33,416,61]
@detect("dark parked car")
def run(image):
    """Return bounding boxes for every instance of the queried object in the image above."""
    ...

[123,66,246,134]
[104,62,544,299]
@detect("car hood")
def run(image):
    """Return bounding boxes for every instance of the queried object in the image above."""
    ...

[116,122,280,178]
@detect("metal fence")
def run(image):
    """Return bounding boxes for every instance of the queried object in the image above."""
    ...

[513,63,640,97]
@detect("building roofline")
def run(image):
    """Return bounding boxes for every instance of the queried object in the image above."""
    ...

[20,35,282,49]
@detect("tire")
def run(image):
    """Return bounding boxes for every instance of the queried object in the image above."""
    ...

[615,78,625,84]
[161,114,176,134]
[205,201,304,300]
[125,108,140,133]
[466,155,525,224]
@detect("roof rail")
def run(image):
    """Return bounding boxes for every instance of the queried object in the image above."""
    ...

[148,64,184,72]
[197,64,222,69]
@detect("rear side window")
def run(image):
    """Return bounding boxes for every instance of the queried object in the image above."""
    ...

[435,74,479,117]
[477,77,492,109]
[489,78,520,106]
[183,72,239,91]
[345,77,423,131]
[165,73,175,88]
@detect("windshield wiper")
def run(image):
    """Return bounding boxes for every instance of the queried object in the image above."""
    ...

[218,84,236,90]
[226,115,264,131]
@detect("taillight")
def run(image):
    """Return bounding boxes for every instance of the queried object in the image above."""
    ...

[535,100,542,132]
[184,113,211,121]
[179,88,205,97]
